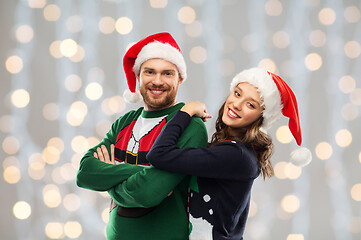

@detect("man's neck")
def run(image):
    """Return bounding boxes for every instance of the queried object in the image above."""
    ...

[144,101,178,111]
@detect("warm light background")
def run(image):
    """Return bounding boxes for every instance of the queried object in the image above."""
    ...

[1,0,360,239]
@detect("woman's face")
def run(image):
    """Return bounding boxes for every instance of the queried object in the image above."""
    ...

[222,82,263,135]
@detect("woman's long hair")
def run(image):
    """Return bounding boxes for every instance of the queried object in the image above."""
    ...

[210,102,274,179]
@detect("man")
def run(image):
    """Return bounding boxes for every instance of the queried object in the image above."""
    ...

[76,32,208,239]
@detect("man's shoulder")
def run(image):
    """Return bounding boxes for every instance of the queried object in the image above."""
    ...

[177,116,208,148]
[113,107,144,125]
[121,106,144,118]
[183,116,208,138]
[189,116,207,129]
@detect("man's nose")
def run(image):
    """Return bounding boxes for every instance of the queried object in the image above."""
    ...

[152,73,163,85]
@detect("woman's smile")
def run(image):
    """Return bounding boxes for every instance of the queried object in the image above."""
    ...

[227,108,241,119]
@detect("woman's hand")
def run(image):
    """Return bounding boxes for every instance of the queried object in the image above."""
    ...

[181,101,212,122]
[94,144,115,165]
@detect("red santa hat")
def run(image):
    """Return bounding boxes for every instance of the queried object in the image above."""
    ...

[122,32,187,103]
[230,67,312,167]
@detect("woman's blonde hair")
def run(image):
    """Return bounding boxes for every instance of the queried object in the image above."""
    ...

[210,102,274,179]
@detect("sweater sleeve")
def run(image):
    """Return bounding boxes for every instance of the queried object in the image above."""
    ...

[147,111,260,180]
[76,112,144,191]
[107,116,208,208]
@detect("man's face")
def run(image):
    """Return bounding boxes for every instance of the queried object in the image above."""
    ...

[137,58,183,111]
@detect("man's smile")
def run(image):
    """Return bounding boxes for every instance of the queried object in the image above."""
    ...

[149,89,166,96]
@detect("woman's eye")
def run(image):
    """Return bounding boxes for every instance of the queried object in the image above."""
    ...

[235,91,240,97]
[248,103,255,109]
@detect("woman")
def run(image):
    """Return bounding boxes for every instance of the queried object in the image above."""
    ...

[147,67,311,240]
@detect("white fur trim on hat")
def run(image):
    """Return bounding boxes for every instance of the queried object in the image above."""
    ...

[133,41,187,81]
[123,89,142,103]
[230,68,283,129]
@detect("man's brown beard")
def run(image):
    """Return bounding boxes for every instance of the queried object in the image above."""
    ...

[140,88,176,111]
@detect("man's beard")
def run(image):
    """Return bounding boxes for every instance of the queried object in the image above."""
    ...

[140,87,176,111]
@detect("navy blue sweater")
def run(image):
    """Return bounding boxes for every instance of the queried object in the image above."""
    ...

[147,111,260,240]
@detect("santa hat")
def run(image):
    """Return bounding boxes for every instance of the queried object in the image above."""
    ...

[122,32,187,103]
[230,67,312,167]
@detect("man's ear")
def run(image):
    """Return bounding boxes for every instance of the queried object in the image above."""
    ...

[178,76,184,85]
[136,74,140,83]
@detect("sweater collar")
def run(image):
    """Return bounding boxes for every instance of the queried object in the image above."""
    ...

[141,102,184,118]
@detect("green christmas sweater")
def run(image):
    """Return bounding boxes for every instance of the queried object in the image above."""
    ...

[76,103,208,240]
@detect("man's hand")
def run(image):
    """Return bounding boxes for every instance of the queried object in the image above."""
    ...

[94,144,115,165]
[94,144,173,198]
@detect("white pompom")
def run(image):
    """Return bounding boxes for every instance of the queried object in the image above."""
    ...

[290,147,312,167]
[123,89,142,103]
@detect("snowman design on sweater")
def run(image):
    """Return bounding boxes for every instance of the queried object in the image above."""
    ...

[189,192,213,240]
[188,179,218,240]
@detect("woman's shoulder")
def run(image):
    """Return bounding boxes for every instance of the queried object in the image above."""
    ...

[214,140,258,164]
[215,140,255,152]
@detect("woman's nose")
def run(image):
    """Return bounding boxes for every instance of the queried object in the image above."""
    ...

[233,100,243,110]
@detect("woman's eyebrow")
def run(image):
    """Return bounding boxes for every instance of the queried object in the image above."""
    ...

[235,86,243,93]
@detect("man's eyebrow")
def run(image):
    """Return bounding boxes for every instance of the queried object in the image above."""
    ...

[142,67,154,70]
[142,67,176,72]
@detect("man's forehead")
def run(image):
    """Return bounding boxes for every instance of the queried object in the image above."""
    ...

[141,58,178,70]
